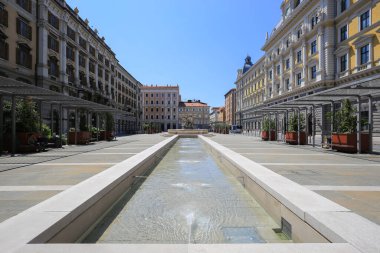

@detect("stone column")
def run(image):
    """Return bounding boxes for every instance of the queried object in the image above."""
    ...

[95,62,99,90]
[85,56,90,87]
[302,40,307,86]
[279,56,284,95]
[271,63,275,97]
[289,50,294,90]
[37,1,49,86]
[318,27,325,79]
[74,33,80,86]
[60,15,68,85]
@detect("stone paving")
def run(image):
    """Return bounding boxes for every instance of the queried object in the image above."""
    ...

[209,134,380,225]
[0,134,168,223]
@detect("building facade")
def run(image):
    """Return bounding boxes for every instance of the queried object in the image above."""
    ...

[0,0,141,135]
[209,106,225,131]
[179,100,210,129]
[236,0,380,134]
[224,88,236,126]
[141,85,180,132]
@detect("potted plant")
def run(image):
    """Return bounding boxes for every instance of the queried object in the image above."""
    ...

[329,99,368,153]
[68,113,90,144]
[104,112,115,140]
[285,113,306,145]
[261,118,276,141]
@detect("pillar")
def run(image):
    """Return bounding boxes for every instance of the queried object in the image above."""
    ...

[297,109,300,145]
[0,96,3,155]
[357,97,361,153]
[11,96,16,156]
[368,96,373,153]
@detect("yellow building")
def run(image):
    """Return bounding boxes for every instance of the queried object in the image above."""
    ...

[236,0,380,133]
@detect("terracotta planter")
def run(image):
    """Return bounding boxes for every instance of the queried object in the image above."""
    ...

[332,133,369,153]
[285,131,306,145]
[3,132,40,152]
[68,131,91,145]
[261,131,276,141]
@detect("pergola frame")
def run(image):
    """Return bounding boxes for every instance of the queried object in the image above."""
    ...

[0,77,126,156]
[246,76,380,153]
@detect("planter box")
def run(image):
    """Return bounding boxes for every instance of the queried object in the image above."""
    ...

[332,133,369,153]
[68,131,91,145]
[285,131,307,145]
[261,131,276,141]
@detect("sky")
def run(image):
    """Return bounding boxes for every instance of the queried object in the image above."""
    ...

[66,0,283,107]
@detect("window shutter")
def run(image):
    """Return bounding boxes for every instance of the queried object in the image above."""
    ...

[16,18,20,34]
[27,53,31,69]
[27,25,32,40]
[5,42,8,60]
[16,47,20,64]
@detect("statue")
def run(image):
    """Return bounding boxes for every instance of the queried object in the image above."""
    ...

[182,115,194,129]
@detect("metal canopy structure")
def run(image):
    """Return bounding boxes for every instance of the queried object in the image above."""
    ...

[246,76,380,153]
[0,77,128,156]
[0,77,124,113]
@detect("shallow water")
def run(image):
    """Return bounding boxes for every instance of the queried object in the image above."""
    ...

[85,138,286,244]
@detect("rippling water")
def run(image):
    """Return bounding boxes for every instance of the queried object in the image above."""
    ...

[85,138,286,244]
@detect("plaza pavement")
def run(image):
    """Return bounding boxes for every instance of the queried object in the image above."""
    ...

[0,134,168,223]
[209,134,380,225]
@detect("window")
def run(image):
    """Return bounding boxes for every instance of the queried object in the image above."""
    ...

[66,44,74,61]
[297,50,302,63]
[311,40,317,55]
[89,46,95,57]
[79,37,86,50]
[79,53,86,68]
[79,71,86,85]
[340,25,347,42]
[16,0,31,13]
[0,36,9,60]
[98,53,103,62]
[294,0,300,8]
[285,59,290,69]
[310,66,317,79]
[48,34,59,52]
[16,17,32,40]
[168,115,170,120]
[360,44,369,65]
[89,61,95,73]
[341,0,347,13]
[276,65,280,75]
[286,39,289,48]
[297,29,302,39]
[269,70,272,80]
[285,78,290,90]
[48,56,59,77]
[0,4,8,27]
[67,26,76,41]
[296,73,302,86]
[66,65,74,83]
[105,59,110,68]
[98,66,103,78]
[340,54,347,72]
[360,10,370,31]
[48,12,59,30]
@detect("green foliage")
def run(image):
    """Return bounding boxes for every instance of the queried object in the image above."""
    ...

[41,124,52,138]
[262,118,275,131]
[327,99,357,133]
[79,113,89,131]
[90,126,99,133]
[105,113,114,132]
[288,113,305,132]
[3,98,40,133]
[214,123,229,133]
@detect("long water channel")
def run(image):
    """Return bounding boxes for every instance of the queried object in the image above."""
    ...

[84,138,288,244]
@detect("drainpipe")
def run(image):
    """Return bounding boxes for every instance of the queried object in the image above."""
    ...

[0,96,3,155]
[330,102,334,150]
[368,96,373,153]
[312,105,316,148]
[11,95,16,156]
[297,109,300,146]
[357,96,361,154]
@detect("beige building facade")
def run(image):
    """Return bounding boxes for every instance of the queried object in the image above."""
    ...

[236,0,380,135]
[141,85,180,132]
[224,88,236,126]
[179,100,210,129]
[0,0,141,135]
